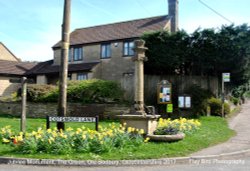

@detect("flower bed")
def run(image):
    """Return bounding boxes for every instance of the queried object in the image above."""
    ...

[0,124,146,154]
[148,118,201,142]
[154,118,201,135]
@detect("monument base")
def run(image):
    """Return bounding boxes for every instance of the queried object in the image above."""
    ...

[117,115,160,135]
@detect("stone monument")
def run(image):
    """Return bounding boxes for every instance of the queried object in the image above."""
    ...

[118,40,160,135]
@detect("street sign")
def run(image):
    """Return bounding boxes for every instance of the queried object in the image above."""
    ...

[223,73,230,82]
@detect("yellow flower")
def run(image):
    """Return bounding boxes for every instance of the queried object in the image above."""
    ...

[2,138,10,143]
[47,129,52,133]
[139,129,145,134]
[82,134,86,140]
[144,137,150,143]
[17,135,23,142]
[127,127,132,133]
[66,127,73,132]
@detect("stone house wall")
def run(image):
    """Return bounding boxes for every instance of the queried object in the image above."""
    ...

[0,43,19,61]
[53,40,135,82]
[0,76,20,96]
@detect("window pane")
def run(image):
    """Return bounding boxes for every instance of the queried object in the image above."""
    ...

[101,45,106,58]
[129,42,134,56]
[123,42,128,56]
[101,44,111,58]
[73,47,83,61]
[77,73,87,80]
[106,44,111,57]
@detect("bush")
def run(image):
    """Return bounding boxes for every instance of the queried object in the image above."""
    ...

[26,79,124,103]
[208,97,230,116]
[230,96,240,105]
[26,84,57,102]
[67,79,124,103]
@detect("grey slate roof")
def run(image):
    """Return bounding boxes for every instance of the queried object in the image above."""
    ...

[0,60,37,76]
[53,15,169,48]
[26,60,99,75]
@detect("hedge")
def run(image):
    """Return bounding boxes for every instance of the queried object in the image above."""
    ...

[26,79,124,103]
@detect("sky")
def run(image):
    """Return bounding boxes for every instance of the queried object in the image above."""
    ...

[0,0,250,62]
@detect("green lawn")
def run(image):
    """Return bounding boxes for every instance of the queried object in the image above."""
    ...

[0,115,235,160]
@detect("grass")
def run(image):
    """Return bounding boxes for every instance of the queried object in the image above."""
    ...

[0,115,235,160]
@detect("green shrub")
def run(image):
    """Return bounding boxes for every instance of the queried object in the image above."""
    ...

[230,96,240,105]
[26,84,57,102]
[208,97,230,116]
[26,79,124,104]
[67,79,124,103]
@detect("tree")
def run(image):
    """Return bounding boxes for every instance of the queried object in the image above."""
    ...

[142,24,250,88]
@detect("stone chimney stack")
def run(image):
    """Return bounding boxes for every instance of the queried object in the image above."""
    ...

[168,0,179,32]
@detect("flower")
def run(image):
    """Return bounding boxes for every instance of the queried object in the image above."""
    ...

[144,137,150,143]
[2,138,10,143]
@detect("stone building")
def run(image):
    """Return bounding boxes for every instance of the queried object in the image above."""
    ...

[0,42,36,96]
[30,0,179,85]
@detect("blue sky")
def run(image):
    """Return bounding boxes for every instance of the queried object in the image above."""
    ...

[0,0,250,62]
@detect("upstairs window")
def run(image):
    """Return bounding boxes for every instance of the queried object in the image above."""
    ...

[77,73,88,80]
[101,44,111,59]
[123,41,134,56]
[73,47,83,61]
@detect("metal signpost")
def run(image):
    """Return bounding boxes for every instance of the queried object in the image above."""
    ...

[222,73,230,117]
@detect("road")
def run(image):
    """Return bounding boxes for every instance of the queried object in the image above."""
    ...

[0,156,250,171]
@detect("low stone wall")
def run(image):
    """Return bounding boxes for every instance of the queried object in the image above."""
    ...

[0,102,130,120]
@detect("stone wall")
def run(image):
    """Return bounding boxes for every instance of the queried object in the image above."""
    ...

[0,102,130,120]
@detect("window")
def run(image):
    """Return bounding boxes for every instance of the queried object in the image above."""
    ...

[123,41,134,56]
[101,44,111,58]
[73,47,83,61]
[77,73,88,80]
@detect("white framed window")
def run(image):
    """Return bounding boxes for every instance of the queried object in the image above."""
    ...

[123,41,134,56]
[73,47,83,61]
[77,73,88,80]
[101,44,111,59]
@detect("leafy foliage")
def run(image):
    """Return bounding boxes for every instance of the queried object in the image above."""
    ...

[142,24,250,88]
[154,118,201,135]
[208,97,230,116]
[25,79,124,103]
[0,124,145,155]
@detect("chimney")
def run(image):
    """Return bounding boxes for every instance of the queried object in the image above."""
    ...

[168,0,179,32]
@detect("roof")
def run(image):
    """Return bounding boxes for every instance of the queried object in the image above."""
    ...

[0,42,21,62]
[53,15,169,48]
[0,60,37,76]
[26,60,99,75]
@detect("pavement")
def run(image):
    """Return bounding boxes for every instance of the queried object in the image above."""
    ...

[190,100,250,157]
[0,101,250,167]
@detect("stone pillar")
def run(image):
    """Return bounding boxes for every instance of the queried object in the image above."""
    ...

[132,40,148,116]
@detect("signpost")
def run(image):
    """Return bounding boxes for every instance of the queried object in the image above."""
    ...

[9,77,34,132]
[222,73,230,117]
